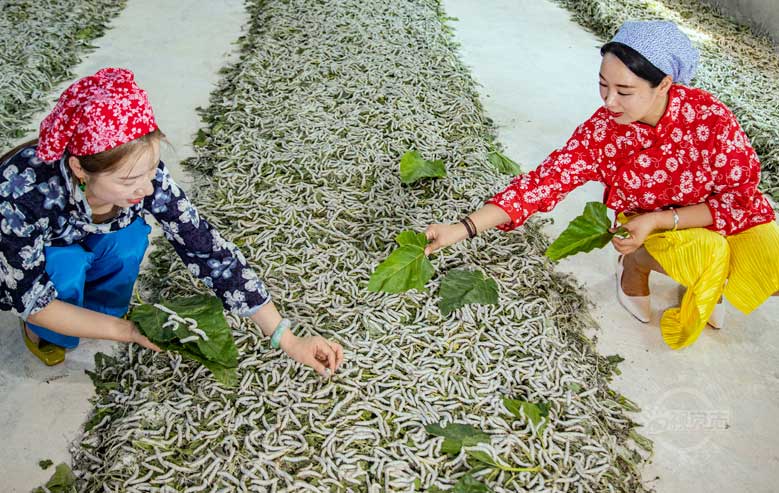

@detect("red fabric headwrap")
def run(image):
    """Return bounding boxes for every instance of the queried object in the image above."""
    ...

[36,68,158,162]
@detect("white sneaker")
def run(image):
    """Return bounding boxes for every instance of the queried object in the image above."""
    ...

[616,255,651,323]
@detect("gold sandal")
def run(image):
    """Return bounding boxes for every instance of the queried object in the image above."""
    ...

[20,320,65,366]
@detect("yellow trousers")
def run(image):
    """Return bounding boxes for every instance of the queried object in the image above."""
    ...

[641,221,779,349]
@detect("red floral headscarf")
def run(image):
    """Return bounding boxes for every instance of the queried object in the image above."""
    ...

[36,68,158,162]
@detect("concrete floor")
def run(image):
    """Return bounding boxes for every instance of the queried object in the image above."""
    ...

[0,1,246,490]
[1,1,777,491]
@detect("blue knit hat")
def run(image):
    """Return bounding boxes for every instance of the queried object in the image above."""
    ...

[611,20,699,85]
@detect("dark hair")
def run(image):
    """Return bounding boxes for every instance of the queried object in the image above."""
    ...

[600,42,668,87]
[1,129,165,173]
[76,128,164,174]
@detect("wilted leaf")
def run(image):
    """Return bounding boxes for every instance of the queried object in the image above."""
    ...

[628,429,654,454]
[425,422,490,455]
[38,459,53,470]
[465,448,542,473]
[438,269,499,316]
[33,463,76,493]
[399,150,447,184]
[193,128,208,147]
[368,231,434,293]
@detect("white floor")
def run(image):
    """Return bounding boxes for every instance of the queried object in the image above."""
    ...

[0,1,777,491]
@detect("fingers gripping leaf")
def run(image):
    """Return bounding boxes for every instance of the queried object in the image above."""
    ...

[368,231,434,293]
[545,201,626,261]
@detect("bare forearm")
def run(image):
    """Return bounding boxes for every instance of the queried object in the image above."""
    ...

[652,203,713,231]
[466,204,512,234]
[26,300,132,342]
[249,301,295,350]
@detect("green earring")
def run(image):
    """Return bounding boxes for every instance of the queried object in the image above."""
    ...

[78,180,86,192]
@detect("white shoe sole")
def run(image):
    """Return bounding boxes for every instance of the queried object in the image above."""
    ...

[616,255,651,323]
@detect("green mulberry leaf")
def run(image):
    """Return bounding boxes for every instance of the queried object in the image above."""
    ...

[503,398,550,431]
[425,422,490,455]
[399,150,447,184]
[438,269,499,316]
[33,463,76,493]
[129,294,239,386]
[545,201,627,261]
[368,231,434,293]
[488,150,522,175]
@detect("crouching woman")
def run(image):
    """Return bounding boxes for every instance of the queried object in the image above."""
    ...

[0,68,343,374]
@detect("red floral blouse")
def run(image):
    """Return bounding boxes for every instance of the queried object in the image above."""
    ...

[488,85,775,236]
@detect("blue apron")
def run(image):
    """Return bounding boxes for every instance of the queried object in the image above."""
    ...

[27,216,151,348]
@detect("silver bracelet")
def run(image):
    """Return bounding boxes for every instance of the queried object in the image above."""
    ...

[670,208,679,231]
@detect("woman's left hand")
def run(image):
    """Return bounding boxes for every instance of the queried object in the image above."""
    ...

[610,213,659,256]
[281,333,345,378]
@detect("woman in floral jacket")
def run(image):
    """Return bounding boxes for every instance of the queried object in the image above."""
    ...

[425,21,778,349]
[1,67,343,373]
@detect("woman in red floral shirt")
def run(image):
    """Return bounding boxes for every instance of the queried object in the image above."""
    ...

[425,21,779,349]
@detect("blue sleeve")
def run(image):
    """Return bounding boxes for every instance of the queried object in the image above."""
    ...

[143,161,271,316]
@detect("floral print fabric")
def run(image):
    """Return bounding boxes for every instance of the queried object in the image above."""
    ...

[0,146,270,320]
[488,85,775,236]
[36,68,158,162]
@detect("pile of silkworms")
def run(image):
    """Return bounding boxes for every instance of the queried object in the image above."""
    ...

[555,0,779,201]
[154,304,210,343]
[0,0,125,149]
[69,1,649,491]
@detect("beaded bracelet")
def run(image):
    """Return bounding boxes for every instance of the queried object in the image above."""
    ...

[460,217,477,239]
[270,318,292,349]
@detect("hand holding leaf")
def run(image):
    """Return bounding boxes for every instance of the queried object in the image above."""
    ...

[368,231,434,293]
[545,202,628,261]
[610,211,658,256]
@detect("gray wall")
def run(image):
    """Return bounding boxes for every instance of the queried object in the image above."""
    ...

[701,0,779,46]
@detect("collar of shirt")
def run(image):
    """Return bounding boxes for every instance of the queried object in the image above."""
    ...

[57,156,137,233]
[631,84,683,142]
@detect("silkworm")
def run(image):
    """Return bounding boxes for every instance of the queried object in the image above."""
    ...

[62,0,671,491]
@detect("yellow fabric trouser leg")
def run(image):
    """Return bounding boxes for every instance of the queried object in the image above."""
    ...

[722,222,779,314]
[644,228,730,349]
[642,221,779,350]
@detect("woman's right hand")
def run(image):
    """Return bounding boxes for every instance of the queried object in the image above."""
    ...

[119,319,161,352]
[424,222,469,256]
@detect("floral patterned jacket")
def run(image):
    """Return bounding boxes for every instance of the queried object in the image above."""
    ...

[0,146,270,320]
[488,85,775,236]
